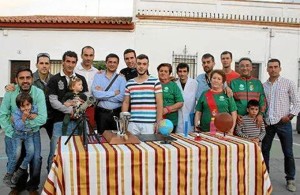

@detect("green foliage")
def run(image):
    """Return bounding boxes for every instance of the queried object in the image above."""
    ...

[93,60,106,70]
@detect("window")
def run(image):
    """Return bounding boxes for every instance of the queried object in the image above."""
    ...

[172,51,198,79]
[235,62,261,79]
[50,60,62,75]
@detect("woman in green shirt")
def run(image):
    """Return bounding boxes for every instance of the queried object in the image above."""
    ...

[194,69,237,134]
[157,63,184,133]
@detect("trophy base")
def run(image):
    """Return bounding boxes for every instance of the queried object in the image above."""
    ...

[103,130,140,145]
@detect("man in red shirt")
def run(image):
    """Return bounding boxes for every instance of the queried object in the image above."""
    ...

[221,51,240,86]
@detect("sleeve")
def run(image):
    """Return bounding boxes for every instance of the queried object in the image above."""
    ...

[235,121,249,139]
[195,93,205,112]
[0,92,14,135]
[228,96,237,112]
[109,77,126,103]
[258,80,267,115]
[91,75,115,100]
[173,82,184,103]
[27,90,47,128]
[154,80,162,94]
[12,109,25,131]
[258,122,266,141]
[124,82,130,96]
[288,80,300,115]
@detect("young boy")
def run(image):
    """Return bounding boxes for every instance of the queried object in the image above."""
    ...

[3,93,38,186]
[236,99,266,145]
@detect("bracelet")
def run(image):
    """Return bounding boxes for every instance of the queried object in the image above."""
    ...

[165,106,171,114]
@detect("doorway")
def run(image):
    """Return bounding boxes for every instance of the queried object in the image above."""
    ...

[10,60,30,83]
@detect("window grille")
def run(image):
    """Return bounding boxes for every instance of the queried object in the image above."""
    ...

[172,51,198,79]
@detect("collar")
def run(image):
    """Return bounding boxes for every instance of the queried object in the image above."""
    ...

[267,76,281,84]
[60,71,76,78]
[33,71,51,82]
[240,76,253,80]
[77,63,94,71]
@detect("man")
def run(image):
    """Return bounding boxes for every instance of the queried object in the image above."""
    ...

[175,63,198,133]
[47,51,88,171]
[120,48,138,81]
[122,54,163,134]
[229,57,266,127]
[195,53,215,99]
[92,53,126,134]
[262,59,300,192]
[0,67,47,195]
[220,51,240,85]
[75,46,98,96]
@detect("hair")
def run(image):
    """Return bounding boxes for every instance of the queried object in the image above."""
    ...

[81,46,94,55]
[16,67,33,78]
[157,63,172,74]
[105,53,119,63]
[176,63,189,72]
[69,77,83,91]
[247,99,260,108]
[123,49,136,58]
[16,92,33,109]
[136,54,149,62]
[210,69,226,84]
[62,51,78,62]
[220,51,232,59]
[267,58,281,67]
[202,53,215,62]
[238,57,252,65]
[36,53,50,64]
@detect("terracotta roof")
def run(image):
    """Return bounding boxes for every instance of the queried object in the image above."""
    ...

[0,15,134,30]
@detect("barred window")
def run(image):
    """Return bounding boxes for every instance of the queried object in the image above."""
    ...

[172,51,198,79]
[50,60,62,75]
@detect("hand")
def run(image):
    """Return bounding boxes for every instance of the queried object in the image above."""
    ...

[163,107,168,115]
[114,90,120,96]
[224,86,233,97]
[237,115,243,125]
[5,84,15,92]
[64,101,72,107]
[95,86,103,91]
[250,138,260,143]
[254,114,263,128]
[28,113,37,120]
[280,115,290,123]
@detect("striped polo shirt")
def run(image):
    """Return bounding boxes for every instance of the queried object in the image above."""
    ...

[125,76,162,123]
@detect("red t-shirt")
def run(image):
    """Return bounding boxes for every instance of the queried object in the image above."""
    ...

[226,70,240,85]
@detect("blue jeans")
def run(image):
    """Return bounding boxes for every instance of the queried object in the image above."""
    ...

[12,131,34,170]
[262,121,295,180]
[5,131,42,191]
[47,121,79,172]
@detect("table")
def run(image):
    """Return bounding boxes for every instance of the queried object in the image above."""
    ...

[42,133,272,195]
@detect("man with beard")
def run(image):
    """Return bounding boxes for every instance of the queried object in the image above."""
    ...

[0,67,47,195]
[195,53,215,99]
[229,57,266,127]
[220,51,240,85]
[120,49,138,81]
[92,53,126,134]
[122,54,163,134]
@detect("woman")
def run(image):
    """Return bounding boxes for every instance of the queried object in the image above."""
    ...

[157,63,184,133]
[194,69,237,134]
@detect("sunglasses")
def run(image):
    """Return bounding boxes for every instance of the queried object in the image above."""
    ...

[37,53,50,58]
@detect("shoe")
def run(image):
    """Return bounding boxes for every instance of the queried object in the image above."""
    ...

[11,168,26,184]
[3,173,15,187]
[8,189,18,195]
[29,190,39,195]
[286,180,296,192]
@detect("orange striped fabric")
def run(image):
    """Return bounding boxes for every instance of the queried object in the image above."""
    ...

[42,134,272,195]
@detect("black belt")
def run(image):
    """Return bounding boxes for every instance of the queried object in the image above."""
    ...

[97,107,121,113]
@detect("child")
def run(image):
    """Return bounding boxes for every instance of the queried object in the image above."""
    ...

[3,92,38,186]
[61,77,87,135]
[236,99,266,145]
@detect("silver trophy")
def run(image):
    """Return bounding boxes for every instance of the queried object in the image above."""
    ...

[119,112,131,135]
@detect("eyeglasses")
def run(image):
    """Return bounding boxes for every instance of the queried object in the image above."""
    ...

[37,53,50,58]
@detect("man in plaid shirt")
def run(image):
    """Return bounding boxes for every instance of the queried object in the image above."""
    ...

[262,58,300,192]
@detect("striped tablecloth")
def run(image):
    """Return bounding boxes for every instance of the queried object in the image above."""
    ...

[42,133,272,195]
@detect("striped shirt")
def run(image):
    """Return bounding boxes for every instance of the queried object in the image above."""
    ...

[125,76,162,123]
[263,76,300,125]
[236,115,266,141]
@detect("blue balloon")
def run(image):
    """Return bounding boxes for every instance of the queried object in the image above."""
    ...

[158,119,174,136]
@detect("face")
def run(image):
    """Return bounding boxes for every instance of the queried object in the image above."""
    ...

[158,66,170,81]
[63,56,77,76]
[36,56,50,75]
[81,48,94,67]
[267,61,281,78]
[177,67,189,82]
[15,71,33,92]
[202,57,215,74]
[72,80,83,93]
[247,106,259,117]
[136,58,149,76]
[124,52,136,69]
[20,100,32,113]
[221,53,232,69]
[210,72,224,89]
[239,60,252,77]
[106,57,119,73]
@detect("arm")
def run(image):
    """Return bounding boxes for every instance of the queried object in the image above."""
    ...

[194,111,202,131]
[155,92,163,122]
[229,111,237,135]
[288,80,300,116]
[235,122,249,139]
[91,75,115,100]
[258,122,266,141]
[108,77,126,103]
[49,94,73,114]
[164,102,183,115]
[27,90,47,128]
[122,95,130,112]
[165,83,184,113]
[12,109,26,131]
[0,92,14,135]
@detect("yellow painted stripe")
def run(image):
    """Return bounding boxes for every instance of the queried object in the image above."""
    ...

[138,144,149,195]
[114,145,124,195]
[67,137,74,195]
[127,144,143,194]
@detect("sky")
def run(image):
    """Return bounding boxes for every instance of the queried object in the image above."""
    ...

[0,0,134,16]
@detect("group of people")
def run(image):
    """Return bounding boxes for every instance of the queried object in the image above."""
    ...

[0,46,299,194]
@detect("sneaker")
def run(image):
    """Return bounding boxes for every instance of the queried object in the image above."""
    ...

[3,173,15,187]
[29,190,39,195]
[286,180,296,192]
[11,168,26,184]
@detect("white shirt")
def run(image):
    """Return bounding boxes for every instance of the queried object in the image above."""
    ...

[75,63,98,96]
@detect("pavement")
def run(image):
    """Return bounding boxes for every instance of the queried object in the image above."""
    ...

[0,128,300,195]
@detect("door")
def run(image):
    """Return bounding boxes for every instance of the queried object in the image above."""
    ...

[10,60,30,83]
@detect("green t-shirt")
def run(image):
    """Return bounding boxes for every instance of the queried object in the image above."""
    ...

[162,81,184,126]
[195,90,237,132]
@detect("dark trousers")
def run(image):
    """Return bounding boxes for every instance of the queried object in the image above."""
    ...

[262,121,295,180]
[42,118,54,139]
[95,107,121,134]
